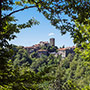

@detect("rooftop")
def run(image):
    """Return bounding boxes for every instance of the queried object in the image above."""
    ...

[38,49,47,52]
[40,41,49,44]
[24,47,34,49]
[58,46,76,51]
[58,48,67,51]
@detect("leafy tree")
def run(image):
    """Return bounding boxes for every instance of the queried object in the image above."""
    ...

[0,58,55,90]
[30,51,38,58]
[40,0,90,61]
[74,20,90,61]
[40,45,48,50]
[1,0,90,68]
[1,0,90,67]
[47,46,58,52]
[0,0,39,71]
[12,46,32,67]
[56,54,90,88]
[1,0,90,89]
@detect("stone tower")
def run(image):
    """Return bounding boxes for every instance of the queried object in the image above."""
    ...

[50,38,55,46]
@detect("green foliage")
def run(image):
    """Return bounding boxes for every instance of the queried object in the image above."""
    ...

[30,54,61,72]
[0,59,54,90]
[11,45,32,67]
[33,0,90,61]
[55,54,90,89]
[30,51,38,58]
[47,46,58,52]
[1,0,90,90]
[40,45,58,52]
[1,0,39,72]
[74,20,90,61]
[62,80,81,90]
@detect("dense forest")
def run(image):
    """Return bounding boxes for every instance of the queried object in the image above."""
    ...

[0,0,90,90]
[1,45,89,89]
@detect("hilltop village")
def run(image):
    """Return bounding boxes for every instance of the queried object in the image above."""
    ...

[24,38,75,58]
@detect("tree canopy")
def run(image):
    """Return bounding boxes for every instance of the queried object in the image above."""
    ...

[1,0,90,62]
[0,0,90,89]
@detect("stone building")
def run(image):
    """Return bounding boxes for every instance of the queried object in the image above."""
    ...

[49,52,58,57]
[24,44,40,54]
[24,38,75,58]
[58,46,75,58]
[50,38,55,46]
[38,49,48,57]
[24,47,35,54]
[40,41,49,47]
[24,41,49,56]
[58,48,67,58]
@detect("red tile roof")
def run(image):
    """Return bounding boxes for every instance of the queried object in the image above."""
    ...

[33,44,40,47]
[58,48,67,51]
[58,46,76,51]
[38,49,47,52]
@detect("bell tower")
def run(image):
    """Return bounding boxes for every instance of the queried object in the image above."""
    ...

[50,38,55,46]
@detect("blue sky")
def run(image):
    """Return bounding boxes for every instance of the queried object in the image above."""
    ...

[9,7,74,48]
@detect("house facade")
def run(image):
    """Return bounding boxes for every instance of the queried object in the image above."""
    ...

[38,49,48,57]
[40,41,49,47]
[58,46,75,58]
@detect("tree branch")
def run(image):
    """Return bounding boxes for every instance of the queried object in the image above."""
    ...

[2,5,36,20]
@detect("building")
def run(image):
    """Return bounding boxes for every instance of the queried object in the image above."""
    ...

[24,38,75,58]
[24,46,35,54]
[58,46,75,58]
[24,44,40,54]
[24,41,49,56]
[40,41,49,47]
[58,48,67,58]
[38,49,48,57]
[49,52,58,57]
[50,38,55,46]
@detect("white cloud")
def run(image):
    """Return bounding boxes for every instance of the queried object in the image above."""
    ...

[48,33,55,36]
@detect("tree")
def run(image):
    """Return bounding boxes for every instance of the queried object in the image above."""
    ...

[30,51,38,58]
[47,46,58,52]
[0,0,54,89]
[1,0,90,89]
[0,59,52,90]
[1,0,90,67]
[39,0,90,61]
[57,53,90,88]
[0,0,41,68]
[12,46,32,67]
[74,20,90,61]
